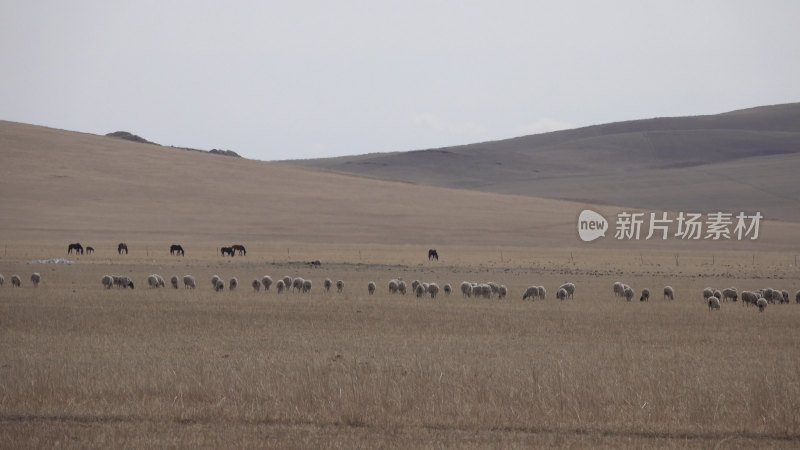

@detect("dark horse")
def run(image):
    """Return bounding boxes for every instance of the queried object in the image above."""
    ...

[170,244,185,256]
[232,244,246,256]
[428,249,439,261]
[118,243,128,254]
[67,243,84,255]
[220,246,235,257]
[86,246,95,254]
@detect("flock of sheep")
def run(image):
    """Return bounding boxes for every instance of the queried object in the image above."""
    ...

[0,273,40,288]
[611,281,800,312]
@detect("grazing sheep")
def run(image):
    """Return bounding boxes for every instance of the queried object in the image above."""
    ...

[324,278,332,292]
[561,282,575,299]
[414,283,425,298]
[796,290,800,304]
[215,279,225,292]
[102,275,114,289]
[411,280,420,293]
[0,274,3,286]
[708,296,721,311]
[171,275,179,289]
[388,279,399,294]
[488,282,500,296]
[156,275,165,287]
[292,277,305,292]
[398,280,407,295]
[276,280,286,293]
[147,275,159,288]
[428,283,440,299]
[721,288,738,302]
[211,275,220,289]
[11,275,21,287]
[30,273,41,287]
[183,275,196,289]
[702,288,714,301]
[781,290,789,304]
[624,286,634,302]
[302,279,312,293]
[282,276,293,288]
[336,280,344,293]
[117,276,134,289]
[262,276,273,291]
[757,297,768,312]
[713,289,722,301]
[556,287,568,301]
[763,288,775,303]
[229,277,238,291]
[537,286,546,299]
[443,284,452,296]
[613,281,624,297]
[522,286,538,301]
[480,284,493,299]
[368,281,376,295]
[461,281,472,298]
[498,285,507,299]
[252,279,261,292]
[663,286,674,301]
[741,291,758,307]
[640,288,650,302]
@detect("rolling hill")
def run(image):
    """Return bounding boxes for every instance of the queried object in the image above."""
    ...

[289,103,800,222]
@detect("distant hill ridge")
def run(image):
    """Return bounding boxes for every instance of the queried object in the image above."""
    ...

[106,130,241,157]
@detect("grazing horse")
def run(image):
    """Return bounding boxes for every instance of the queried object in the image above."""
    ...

[169,244,185,256]
[67,243,84,255]
[232,244,246,256]
[118,243,128,254]
[428,249,439,261]
[86,246,94,254]
[220,246,235,257]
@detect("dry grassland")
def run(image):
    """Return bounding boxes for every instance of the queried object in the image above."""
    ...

[2,243,799,448]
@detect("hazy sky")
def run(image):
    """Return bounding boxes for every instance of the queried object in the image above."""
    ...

[2,1,799,161]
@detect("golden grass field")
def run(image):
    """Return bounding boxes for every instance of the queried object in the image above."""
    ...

[2,122,800,447]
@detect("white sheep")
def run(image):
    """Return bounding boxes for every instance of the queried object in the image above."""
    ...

[211,275,220,289]
[460,281,472,297]
[559,283,575,299]
[757,297,768,312]
[302,279,312,293]
[556,287,568,301]
[30,272,41,287]
[292,277,304,292]
[276,279,286,293]
[11,274,21,287]
[702,288,714,301]
[663,286,674,301]
[368,281,376,295]
[781,290,789,304]
[398,280,407,295]
[639,288,650,302]
[721,288,738,302]
[411,280,420,293]
[741,291,758,307]
[148,275,160,288]
[488,282,500,296]
[157,275,166,287]
[183,275,196,289]
[624,286,634,302]
[708,296,721,311]
[498,285,507,299]
[215,279,225,292]
[336,280,344,293]
[262,276,273,291]
[522,286,538,301]
[282,276,292,288]
[102,275,114,289]
[428,283,440,299]
[414,283,425,297]
[537,286,546,300]
[229,277,238,291]
[613,281,624,297]
[252,279,261,292]
[443,284,452,296]
[713,289,722,301]
[118,276,134,289]
[324,278,332,292]
[388,279,399,294]
[171,275,179,289]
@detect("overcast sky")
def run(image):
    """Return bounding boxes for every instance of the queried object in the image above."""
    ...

[1,1,798,161]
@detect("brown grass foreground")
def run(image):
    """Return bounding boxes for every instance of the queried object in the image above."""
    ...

[2,244,799,448]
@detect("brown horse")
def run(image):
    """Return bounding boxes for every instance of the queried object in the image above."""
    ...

[118,243,128,254]
[67,243,83,255]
